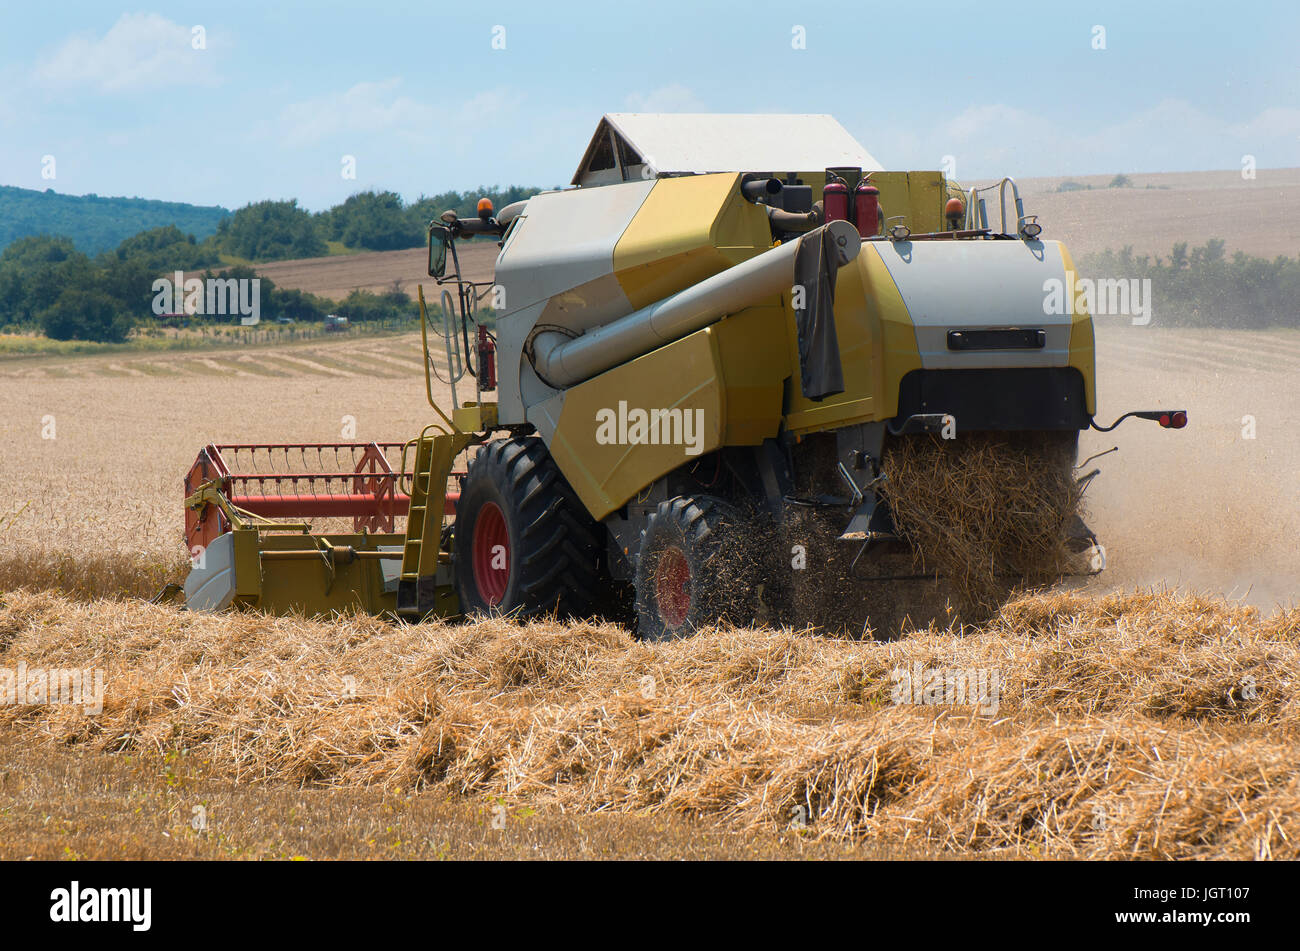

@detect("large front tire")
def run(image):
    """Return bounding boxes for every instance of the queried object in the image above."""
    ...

[454,437,601,619]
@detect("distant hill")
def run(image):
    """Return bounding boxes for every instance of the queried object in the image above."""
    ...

[967,167,1300,260]
[0,185,230,256]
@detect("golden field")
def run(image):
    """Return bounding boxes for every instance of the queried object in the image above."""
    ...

[1,586,1296,860]
[1,324,1297,859]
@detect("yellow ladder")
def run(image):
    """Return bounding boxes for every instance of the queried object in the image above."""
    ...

[397,427,471,618]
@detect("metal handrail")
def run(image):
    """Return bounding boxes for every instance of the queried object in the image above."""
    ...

[964,177,1029,235]
[398,423,452,499]
[416,284,461,433]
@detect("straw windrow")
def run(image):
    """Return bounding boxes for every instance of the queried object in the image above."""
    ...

[879,432,1085,619]
[1,587,1295,859]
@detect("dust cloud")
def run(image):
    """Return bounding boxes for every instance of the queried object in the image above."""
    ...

[1077,324,1299,608]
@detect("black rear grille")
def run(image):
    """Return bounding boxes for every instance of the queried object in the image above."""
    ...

[893,367,1089,431]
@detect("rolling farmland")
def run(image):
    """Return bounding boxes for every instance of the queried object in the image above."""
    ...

[1,322,1295,859]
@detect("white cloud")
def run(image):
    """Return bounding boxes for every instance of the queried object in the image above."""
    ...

[1227,106,1300,143]
[279,79,435,145]
[945,103,1045,143]
[623,84,707,113]
[276,81,521,151]
[34,13,218,92]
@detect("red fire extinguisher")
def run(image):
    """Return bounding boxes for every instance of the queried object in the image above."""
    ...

[855,178,881,237]
[823,175,850,224]
[477,325,497,391]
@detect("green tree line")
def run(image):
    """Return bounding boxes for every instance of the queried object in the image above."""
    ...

[0,186,230,257]
[1081,240,1300,329]
[0,229,416,343]
[1,184,545,262]
[0,183,538,342]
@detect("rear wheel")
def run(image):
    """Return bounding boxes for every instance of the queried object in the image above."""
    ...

[454,437,601,619]
[633,495,767,640]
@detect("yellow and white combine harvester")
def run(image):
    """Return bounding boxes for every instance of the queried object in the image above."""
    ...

[181,114,1186,637]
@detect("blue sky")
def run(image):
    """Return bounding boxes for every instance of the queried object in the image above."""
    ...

[1,0,1296,211]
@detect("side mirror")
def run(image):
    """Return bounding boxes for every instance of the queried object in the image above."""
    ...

[428,224,450,278]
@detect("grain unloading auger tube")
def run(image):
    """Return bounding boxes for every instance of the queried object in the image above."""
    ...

[173,113,1189,633]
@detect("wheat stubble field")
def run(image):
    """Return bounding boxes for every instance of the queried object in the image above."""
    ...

[1,324,1297,860]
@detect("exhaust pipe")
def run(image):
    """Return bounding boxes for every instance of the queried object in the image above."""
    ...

[531,219,860,389]
[767,200,825,234]
[740,174,783,204]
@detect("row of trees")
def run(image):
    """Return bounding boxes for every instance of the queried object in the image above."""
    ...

[214,186,541,260]
[7,219,1290,343]
[0,228,417,343]
[0,185,229,257]
[0,184,540,342]
[1,184,545,262]
[0,230,212,342]
[1081,240,1300,329]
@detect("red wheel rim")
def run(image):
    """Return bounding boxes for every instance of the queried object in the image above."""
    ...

[471,502,510,605]
[655,546,691,630]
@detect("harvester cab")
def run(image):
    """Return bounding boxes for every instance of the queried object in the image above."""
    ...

[179,113,1186,636]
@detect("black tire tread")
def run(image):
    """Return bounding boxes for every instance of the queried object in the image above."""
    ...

[455,436,601,619]
[633,494,766,640]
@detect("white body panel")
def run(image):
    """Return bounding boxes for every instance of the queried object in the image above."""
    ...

[873,239,1074,370]
[494,181,656,424]
[494,180,654,319]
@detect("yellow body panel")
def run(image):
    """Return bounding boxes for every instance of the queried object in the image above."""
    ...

[612,173,771,309]
[232,531,403,617]
[801,170,949,235]
[710,304,790,444]
[782,242,920,434]
[452,401,498,431]
[549,328,727,519]
[871,171,946,234]
[1058,244,1098,414]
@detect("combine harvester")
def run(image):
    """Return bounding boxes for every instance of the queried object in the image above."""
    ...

[182,114,1186,637]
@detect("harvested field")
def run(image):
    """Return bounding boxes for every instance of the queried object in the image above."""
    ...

[0,586,1295,859]
[224,241,499,302]
[0,737,934,860]
[971,167,1300,261]
[1,325,1296,859]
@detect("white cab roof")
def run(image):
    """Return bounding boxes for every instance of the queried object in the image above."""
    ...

[573,113,883,185]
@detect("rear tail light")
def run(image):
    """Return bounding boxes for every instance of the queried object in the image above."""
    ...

[1157,411,1188,429]
[1091,408,1189,432]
